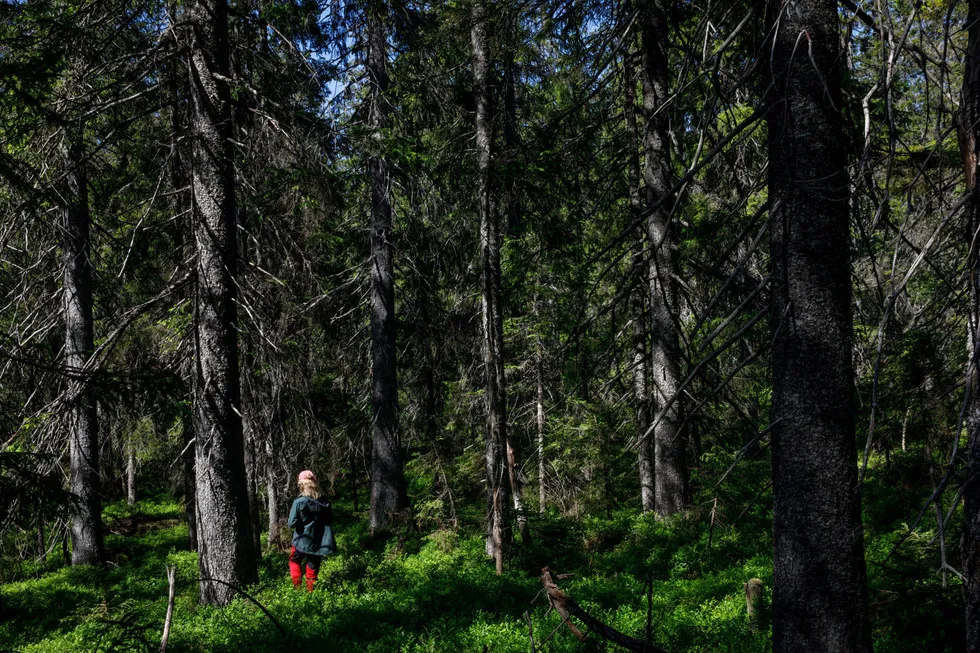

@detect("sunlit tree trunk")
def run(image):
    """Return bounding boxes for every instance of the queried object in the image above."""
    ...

[126,442,137,505]
[62,128,105,567]
[188,0,258,605]
[767,0,872,649]
[640,0,687,516]
[265,373,283,549]
[624,41,655,514]
[471,0,510,572]
[502,12,528,542]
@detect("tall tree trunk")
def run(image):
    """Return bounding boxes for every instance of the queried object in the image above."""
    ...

[640,0,687,517]
[767,0,872,649]
[266,462,280,549]
[242,413,262,557]
[536,328,546,514]
[367,0,409,533]
[501,8,529,542]
[624,44,655,514]
[63,129,105,567]
[265,374,283,549]
[126,442,137,505]
[960,3,980,650]
[169,52,198,554]
[188,0,258,605]
[471,0,510,573]
[633,273,654,512]
[35,518,46,562]
[423,355,438,443]
[182,410,198,552]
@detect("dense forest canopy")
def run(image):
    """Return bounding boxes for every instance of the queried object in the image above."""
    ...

[1,0,979,650]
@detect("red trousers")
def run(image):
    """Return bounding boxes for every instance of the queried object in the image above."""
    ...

[289,546,321,592]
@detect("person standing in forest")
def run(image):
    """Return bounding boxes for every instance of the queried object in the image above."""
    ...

[287,470,336,591]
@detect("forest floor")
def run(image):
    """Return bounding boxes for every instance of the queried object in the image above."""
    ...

[0,456,966,652]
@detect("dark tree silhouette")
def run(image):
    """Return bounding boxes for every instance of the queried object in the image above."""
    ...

[767,0,872,649]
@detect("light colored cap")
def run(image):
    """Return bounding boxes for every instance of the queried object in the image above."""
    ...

[298,470,316,483]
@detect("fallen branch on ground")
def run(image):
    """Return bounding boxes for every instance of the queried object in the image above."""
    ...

[539,567,670,653]
[160,565,176,652]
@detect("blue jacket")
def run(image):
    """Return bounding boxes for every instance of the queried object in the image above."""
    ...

[288,496,336,556]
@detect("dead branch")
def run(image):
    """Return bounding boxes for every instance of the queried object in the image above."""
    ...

[539,567,670,653]
[160,565,176,652]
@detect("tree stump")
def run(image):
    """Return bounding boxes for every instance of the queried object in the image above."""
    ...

[744,578,764,633]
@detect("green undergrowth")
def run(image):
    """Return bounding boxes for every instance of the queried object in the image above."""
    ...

[0,471,964,652]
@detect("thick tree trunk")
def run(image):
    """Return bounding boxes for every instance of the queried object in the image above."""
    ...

[471,0,510,572]
[367,0,409,534]
[767,0,872,649]
[624,45,655,514]
[640,0,687,517]
[961,3,980,650]
[126,443,137,505]
[63,130,105,567]
[188,0,258,605]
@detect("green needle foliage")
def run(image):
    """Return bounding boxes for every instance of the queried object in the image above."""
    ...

[0,0,975,648]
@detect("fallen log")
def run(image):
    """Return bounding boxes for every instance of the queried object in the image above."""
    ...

[540,567,670,653]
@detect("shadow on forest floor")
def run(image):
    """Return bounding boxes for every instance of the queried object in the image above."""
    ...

[0,475,969,652]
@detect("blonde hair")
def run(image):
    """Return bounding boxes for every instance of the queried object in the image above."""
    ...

[298,478,321,499]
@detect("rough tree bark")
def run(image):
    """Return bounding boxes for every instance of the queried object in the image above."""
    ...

[624,42,655,514]
[188,0,258,605]
[265,456,280,548]
[471,0,510,572]
[536,326,546,514]
[767,0,872,649]
[639,0,687,517]
[961,2,980,650]
[167,35,197,553]
[502,11,529,542]
[126,442,137,505]
[62,129,105,567]
[367,0,409,534]
[265,373,283,549]
[242,412,262,557]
